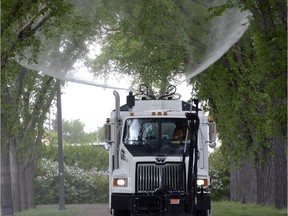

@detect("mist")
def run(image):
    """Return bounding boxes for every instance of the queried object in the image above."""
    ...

[17,0,250,90]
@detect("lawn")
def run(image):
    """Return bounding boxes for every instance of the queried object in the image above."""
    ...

[14,201,287,216]
[211,201,287,216]
[14,206,83,216]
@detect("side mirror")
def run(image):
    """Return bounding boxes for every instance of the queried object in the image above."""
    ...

[208,122,217,148]
[104,119,112,144]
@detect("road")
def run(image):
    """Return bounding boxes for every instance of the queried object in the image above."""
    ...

[76,204,110,216]
[38,204,110,216]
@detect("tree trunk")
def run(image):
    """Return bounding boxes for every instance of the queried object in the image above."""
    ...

[25,160,36,209]
[1,141,13,215]
[230,163,239,201]
[19,163,28,211]
[256,154,275,205]
[230,160,257,203]
[25,128,46,209]
[9,138,21,212]
[273,124,287,208]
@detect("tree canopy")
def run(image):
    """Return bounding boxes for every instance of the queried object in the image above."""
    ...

[88,0,246,91]
[49,118,103,145]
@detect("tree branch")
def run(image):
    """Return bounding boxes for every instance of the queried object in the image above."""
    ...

[21,76,55,144]
[17,4,49,40]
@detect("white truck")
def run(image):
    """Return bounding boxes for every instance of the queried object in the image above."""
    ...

[104,85,216,216]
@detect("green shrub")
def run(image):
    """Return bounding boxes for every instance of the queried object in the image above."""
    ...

[39,144,109,171]
[35,159,109,204]
[209,148,230,201]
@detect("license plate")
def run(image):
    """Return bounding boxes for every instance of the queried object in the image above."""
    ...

[170,199,180,205]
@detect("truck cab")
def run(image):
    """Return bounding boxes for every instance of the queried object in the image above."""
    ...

[105,85,216,216]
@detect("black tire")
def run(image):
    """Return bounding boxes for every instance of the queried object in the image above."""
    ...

[197,210,209,216]
[113,209,131,216]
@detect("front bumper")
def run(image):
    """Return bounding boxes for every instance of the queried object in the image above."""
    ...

[111,192,210,215]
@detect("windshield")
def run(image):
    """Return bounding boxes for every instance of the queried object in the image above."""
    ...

[123,118,190,156]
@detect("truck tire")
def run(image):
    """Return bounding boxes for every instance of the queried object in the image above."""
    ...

[113,209,130,216]
[197,210,209,216]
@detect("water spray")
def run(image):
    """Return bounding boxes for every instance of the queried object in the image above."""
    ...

[17,1,249,90]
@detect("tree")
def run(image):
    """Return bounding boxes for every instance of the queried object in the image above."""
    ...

[193,0,286,208]
[62,119,88,144]
[51,119,99,145]
[1,66,57,212]
[45,119,108,170]
[1,0,103,212]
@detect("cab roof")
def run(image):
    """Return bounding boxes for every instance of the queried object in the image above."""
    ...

[118,100,200,112]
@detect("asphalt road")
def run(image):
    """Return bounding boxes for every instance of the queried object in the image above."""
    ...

[76,204,110,216]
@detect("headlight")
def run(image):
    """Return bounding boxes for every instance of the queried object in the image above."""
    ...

[113,177,128,187]
[197,178,208,187]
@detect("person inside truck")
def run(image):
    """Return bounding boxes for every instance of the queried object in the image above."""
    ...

[173,127,186,139]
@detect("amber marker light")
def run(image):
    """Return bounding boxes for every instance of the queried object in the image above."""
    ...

[113,178,128,187]
[197,178,209,187]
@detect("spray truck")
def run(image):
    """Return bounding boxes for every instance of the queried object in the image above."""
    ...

[104,85,216,216]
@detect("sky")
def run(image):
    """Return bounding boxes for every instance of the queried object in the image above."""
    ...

[61,82,128,132]
[61,81,193,132]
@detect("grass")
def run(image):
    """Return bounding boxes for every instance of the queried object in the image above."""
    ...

[211,201,287,216]
[14,201,287,216]
[15,206,83,216]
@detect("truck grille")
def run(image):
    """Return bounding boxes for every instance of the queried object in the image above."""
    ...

[136,163,185,193]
